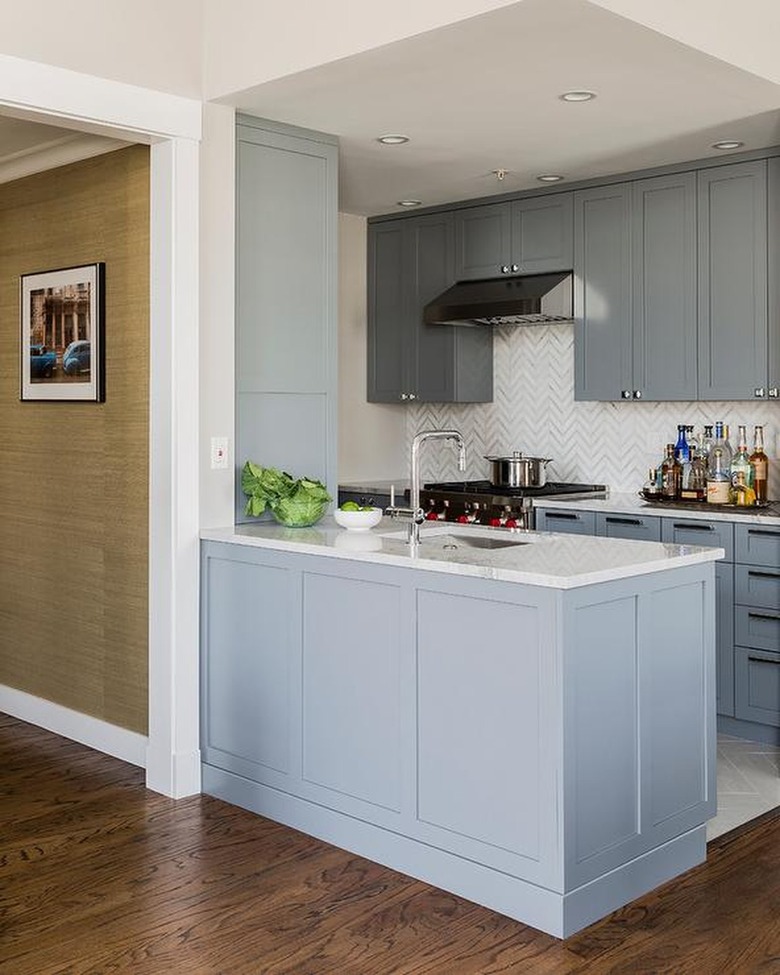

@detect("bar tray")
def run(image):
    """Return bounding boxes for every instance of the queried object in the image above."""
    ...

[637,491,770,512]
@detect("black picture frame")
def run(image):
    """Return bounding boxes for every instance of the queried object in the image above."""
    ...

[20,262,105,402]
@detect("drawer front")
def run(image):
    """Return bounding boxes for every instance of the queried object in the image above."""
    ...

[735,524,780,568]
[595,512,661,542]
[735,605,780,653]
[535,508,596,535]
[735,647,780,727]
[735,565,780,612]
[661,518,734,562]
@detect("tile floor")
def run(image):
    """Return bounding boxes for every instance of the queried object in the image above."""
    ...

[707,733,780,840]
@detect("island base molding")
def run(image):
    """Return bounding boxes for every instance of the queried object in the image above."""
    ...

[203,764,706,939]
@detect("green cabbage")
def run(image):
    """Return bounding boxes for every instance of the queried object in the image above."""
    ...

[241,462,331,526]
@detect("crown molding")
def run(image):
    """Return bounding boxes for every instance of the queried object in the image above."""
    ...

[0,132,129,184]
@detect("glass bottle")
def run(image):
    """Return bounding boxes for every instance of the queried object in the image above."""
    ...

[732,471,756,507]
[643,467,660,500]
[749,425,769,504]
[711,422,733,476]
[661,444,681,500]
[731,425,752,489]
[706,445,731,504]
[681,452,707,501]
[700,424,714,464]
[674,424,690,464]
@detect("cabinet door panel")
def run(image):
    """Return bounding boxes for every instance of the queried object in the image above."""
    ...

[367,221,410,402]
[632,174,697,400]
[698,161,768,400]
[454,203,511,280]
[735,524,780,568]
[574,185,633,400]
[769,158,780,398]
[414,215,457,402]
[735,648,780,727]
[511,194,573,273]
[716,562,735,716]
[536,508,596,535]
[661,518,734,562]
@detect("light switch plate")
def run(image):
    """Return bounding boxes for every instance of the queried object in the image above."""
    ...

[210,437,229,470]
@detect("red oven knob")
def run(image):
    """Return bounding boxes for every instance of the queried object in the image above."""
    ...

[504,518,518,529]
[425,510,439,520]
[489,517,502,528]
[456,514,470,524]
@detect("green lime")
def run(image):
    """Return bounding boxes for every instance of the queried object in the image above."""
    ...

[340,501,360,511]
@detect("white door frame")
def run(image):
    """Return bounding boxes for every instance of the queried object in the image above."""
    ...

[0,54,203,797]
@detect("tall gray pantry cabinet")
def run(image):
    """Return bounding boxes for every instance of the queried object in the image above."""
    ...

[235,116,339,520]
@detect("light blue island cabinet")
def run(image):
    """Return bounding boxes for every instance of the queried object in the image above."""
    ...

[200,521,721,938]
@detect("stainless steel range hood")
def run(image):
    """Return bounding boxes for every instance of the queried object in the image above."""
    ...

[423,271,573,326]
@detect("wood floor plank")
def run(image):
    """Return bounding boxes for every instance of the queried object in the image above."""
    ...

[3,713,780,974]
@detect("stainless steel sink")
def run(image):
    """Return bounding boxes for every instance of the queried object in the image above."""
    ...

[418,533,528,551]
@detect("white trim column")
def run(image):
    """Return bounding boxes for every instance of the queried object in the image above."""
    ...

[147,137,201,796]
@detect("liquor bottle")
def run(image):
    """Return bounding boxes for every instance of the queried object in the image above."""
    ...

[674,424,690,464]
[700,424,714,463]
[711,422,733,475]
[643,468,661,500]
[731,425,752,488]
[749,425,769,503]
[686,424,698,454]
[732,471,757,507]
[661,444,681,499]
[681,452,707,501]
[706,445,731,504]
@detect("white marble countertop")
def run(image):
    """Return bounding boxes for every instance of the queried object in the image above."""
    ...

[202,516,723,590]
[533,491,780,526]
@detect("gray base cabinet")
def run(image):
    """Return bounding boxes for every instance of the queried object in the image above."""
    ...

[367,213,492,403]
[202,539,715,938]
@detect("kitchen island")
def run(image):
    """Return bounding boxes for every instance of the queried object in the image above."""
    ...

[200,517,722,937]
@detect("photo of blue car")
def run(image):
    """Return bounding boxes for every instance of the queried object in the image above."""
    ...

[62,340,91,376]
[29,344,57,379]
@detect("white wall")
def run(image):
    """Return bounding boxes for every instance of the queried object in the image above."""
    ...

[0,1,202,97]
[199,102,236,529]
[338,213,407,481]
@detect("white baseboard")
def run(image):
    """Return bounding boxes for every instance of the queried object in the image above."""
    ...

[0,684,147,768]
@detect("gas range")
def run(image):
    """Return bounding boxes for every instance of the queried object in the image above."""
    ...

[420,480,608,530]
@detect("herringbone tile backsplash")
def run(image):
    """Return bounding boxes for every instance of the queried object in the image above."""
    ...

[407,324,780,495]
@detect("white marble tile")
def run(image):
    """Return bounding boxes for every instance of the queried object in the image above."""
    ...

[708,734,780,840]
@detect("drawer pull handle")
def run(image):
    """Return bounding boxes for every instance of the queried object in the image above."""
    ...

[747,654,779,665]
[606,517,642,526]
[747,571,780,581]
[747,530,780,539]
[546,513,578,520]
[672,522,715,532]
[747,612,780,623]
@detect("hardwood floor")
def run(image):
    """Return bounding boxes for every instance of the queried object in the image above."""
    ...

[3,712,780,975]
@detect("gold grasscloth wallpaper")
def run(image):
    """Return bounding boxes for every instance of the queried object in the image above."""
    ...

[0,145,150,734]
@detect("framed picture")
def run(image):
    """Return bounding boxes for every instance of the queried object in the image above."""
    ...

[20,263,105,402]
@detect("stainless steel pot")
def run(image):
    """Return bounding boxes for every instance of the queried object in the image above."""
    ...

[484,452,552,488]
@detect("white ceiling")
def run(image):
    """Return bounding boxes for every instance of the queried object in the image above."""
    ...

[230,0,780,216]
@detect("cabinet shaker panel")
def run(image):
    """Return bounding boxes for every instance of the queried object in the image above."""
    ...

[768,157,780,398]
[367,220,409,402]
[454,203,511,280]
[573,185,633,400]
[511,193,573,273]
[697,161,768,400]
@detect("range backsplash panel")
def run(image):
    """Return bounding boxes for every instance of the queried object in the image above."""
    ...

[407,324,779,495]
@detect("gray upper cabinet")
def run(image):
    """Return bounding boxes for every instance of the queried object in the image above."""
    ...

[697,160,768,401]
[235,116,338,522]
[769,158,780,401]
[575,174,697,401]
[454,194,573,280]
[574,184,633,400]
[367,212,493,404]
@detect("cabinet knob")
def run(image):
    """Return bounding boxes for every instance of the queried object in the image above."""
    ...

[754,387,766,398]
[621,390,632,399]
[633,390,642,399]
[769,387,779,399]
[500,265,510,274]
[400,393,408,401]
[408,393,417,401]
[511,264,520,273]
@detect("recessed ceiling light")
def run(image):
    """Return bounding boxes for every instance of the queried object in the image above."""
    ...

[712,140,744,150]
[560,90,596,103]
[397,200,422,208]
[537,174,564,183]
[377,134,409,145]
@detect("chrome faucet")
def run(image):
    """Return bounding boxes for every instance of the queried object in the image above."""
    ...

[386,429,466,545]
